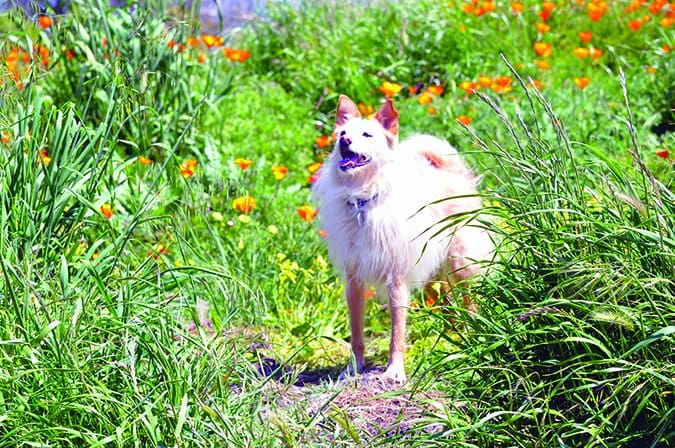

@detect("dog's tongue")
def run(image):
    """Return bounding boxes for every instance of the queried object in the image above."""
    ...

[339,152,360,171]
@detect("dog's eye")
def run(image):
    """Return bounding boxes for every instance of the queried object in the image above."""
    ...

[362,132,373,138]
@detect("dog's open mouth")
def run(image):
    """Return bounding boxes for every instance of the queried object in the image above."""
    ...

[339,147,370,171]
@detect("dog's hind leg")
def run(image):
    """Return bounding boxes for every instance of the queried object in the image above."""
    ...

[382,278,409,383]
[344,273,366,377]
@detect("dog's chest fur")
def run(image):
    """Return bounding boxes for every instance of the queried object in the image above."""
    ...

[317,154,454,287]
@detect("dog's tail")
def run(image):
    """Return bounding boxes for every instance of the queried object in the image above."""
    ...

[419,150,454,170]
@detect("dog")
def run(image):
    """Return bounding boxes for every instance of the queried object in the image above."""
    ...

[312,95,493,382]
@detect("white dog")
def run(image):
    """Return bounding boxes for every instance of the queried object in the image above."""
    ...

[313,95,493,382]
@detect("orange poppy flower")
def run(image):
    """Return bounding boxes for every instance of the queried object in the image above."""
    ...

[579,31,593,43]
[427,85,445,96]
[358,102,374,117]
[201,34,220,48]
[307,161,323,174]
[459,81,479,95]
[628,19,643,31]
[380,81,402,98]
[589,48,603,59]
[234,157,253,170]
[100,203,113,219]
[272,165,288,181]
[533,42,553,57]
[587,1,608,21]
[38,15,53,29]
[536,22,551,34]
[223,48,251,62]
[364,287,376,300]
[418,91,434,105]
[573,77,591,90]
[232,195,256,213]
[455,115,473,126]
[574,47,590,59]
[65,49,75,60]
[536,59,551,70]
[477,75,492,88]
[656,149,669,159]
[1,131,10,145]
[138,155,153,165]
[297,205,318,222]
[315,135,332,148]
[511,1,525,13]
[179,159,198,178]
[39,148,51,166]
[663,45,671,53]
[427,107,437,115]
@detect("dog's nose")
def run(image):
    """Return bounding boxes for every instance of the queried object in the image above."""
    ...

[339,136,352,150]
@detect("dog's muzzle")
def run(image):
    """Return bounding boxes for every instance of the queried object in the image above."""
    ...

[339,137,370,171]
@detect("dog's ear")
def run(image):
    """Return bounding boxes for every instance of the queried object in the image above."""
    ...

[335,95,362,127]
[374,99,399,137]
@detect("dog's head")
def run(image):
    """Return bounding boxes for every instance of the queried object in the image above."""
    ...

[331,95,399,176]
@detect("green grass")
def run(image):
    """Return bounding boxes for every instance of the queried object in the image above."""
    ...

[0,0,673,446]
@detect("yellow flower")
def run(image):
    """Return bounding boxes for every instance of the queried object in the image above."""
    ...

[272,165,288,181]
[234,157,253,170]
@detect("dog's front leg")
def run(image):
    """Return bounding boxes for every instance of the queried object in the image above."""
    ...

[344,273,365,377]
[383,279,408,383]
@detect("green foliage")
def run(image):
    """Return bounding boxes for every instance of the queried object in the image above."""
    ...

[0,0,673,446]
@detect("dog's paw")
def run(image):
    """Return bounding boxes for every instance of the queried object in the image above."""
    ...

[381,363,407,383]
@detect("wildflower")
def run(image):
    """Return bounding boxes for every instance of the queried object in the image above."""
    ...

[628,19,643,31]
[1,131,10,145]
[459,81,478,95]
[536,59,551,70]
[297,205,318,222]
[455,115,472,126]
[533,42,553,57]
[238,214,252,224]
[656,149,669,159]
[234,157,253,170]
[587,1,609,21]
[201,34,220,48]
[211,211,224,221]
[538,1,555,21]
[65,49,74,60]
[223,48,251,62]
[364,287,376,300]
[315,135,332,148]
[187,36,200,48]
[167,39,177,49]
[272,165,288,180]
[267,225,279,235]
[573,77,591,90]
[138,155,153,165]
[179,159,198,178]
[477,75,492,88]
[427,85,445,96]
[536,22,551,34]
[38,15,53,29]
[197,52,206,63]
[579,31,593,43]
[39,148,51,166]
[492,76,513,93]
[307,161,322,174]
[100,203,113,219]
[358,102,374,117]
[663,45,671,53]
[427,107,437,115]
[574,47,590,59]
[380,81,402,97]
[646,66,657,74]
[232,195,256,213]
[660,16,674,27]
[511,1,525,13]
[418,91,434,105]
[589,48,603,59]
